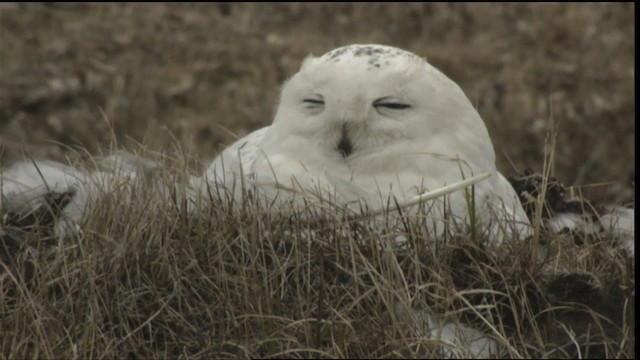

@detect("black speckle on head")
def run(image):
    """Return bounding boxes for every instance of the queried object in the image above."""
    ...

[323,45,420,70]
[328,47,349,60]
[352,45,386,57]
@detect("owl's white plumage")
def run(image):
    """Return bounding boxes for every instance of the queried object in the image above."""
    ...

[1,154,160,238]
[206,44,530,240]
[1,161,90,237]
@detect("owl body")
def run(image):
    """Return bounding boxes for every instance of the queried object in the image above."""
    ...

[206,44,530,240]
[2,44,532,241]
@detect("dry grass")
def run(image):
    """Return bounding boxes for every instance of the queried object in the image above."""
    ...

[1,145,635,358]
[0,3,634,359]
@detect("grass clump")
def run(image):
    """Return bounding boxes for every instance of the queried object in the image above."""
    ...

[0,150,635,359]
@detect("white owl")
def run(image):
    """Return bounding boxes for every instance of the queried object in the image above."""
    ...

[204,44,531,242]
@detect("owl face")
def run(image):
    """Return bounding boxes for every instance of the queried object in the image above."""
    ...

[266,44,494,173]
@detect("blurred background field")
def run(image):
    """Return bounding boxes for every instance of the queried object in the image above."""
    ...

[0,3,635,203]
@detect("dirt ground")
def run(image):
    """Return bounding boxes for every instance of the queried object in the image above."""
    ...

[0,3,634,204]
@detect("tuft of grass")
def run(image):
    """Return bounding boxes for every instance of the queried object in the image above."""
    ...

[1,146,634,359]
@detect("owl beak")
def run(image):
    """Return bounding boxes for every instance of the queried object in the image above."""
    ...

[337,123,353,158]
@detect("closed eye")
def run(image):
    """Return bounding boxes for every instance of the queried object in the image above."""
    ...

[302,95,325,114]
[303,99,325,105]
[376,102,411,110]
[303,93,324,105]
[374,97,411,114]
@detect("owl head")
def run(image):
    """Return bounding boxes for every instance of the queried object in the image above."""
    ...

[264,44,496,174]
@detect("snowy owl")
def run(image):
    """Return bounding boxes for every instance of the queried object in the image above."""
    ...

[204,44,531,241]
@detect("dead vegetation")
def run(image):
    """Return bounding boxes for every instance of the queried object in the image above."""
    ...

[0,146,635,358]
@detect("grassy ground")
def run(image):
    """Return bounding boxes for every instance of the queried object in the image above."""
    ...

[0,3,635,359]
[0,155,635,358]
